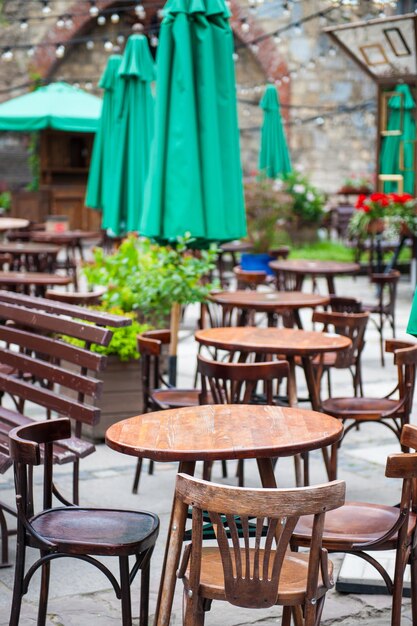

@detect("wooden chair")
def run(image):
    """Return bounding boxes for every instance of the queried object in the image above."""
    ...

[8,418,159,626]
[132,330,202,494]
[198,355,303,486]
[0,290,130,566]
[176,473,345,626]
[362,270,400,366]
[233,266,268,290]
[268,246,290,260]
[322,340,417,452]
[328,295,362,314]
[310,310,369,398]
[293,423,417,626]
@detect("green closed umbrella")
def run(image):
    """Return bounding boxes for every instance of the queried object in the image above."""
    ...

[86,55,123,221]
[105,34,155,236]
[380,84,415,195]
[140,0,246,245]
[259,84,291,179]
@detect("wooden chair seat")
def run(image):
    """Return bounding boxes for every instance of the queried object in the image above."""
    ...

[30,507,159,556]
[294,502,417,551]
[322,396,401,421]
[183,546,333,605]
[152,388,201,409]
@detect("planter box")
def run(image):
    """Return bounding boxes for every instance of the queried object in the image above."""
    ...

[81,356,143,443]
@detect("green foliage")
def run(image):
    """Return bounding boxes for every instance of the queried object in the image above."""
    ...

[26,132,40,192]
[290,240,411,263]
[62,307,148,362]
[244,179,293,252]
[83,235,219,327]
[278,171,325,225]
[0,190,11,211]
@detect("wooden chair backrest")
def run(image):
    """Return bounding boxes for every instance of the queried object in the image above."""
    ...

[388,341,417,421]
[198,354,289,405]
[312,310,369,369]
[137,330,171,410]
[328,295,362,314]
[9,418,72,516]
[176,473,345,609]
[233,266,267,290]
[386,424,417,514]
[199,300,239,330]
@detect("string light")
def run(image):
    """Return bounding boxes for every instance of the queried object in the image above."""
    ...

[134,4,146,19]
[55,44,65,58]
[41,1,51,15]
[20,19,28,31]
[89,1,99,18]
[104,39,114,51]
[97,15,106,26]
[111,13,120,24]
[1,48,13,61]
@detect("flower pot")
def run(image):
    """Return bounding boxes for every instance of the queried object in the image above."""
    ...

[366,218,385,235]
[65,356,143,443]
[241,253,275,276]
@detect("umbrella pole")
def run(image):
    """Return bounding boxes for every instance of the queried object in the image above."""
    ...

[169,302,181,386]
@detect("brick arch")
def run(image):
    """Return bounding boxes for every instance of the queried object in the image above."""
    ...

[34,0,289,106]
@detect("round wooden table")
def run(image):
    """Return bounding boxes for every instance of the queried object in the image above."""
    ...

[106,404,343,626]
[209,290,329,328]
[0,271,71,296]
[195,326,351,411]
[0,217,29,232]
[269,259,360,294]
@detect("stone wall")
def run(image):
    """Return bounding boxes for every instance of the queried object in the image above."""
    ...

[0,0,403,193]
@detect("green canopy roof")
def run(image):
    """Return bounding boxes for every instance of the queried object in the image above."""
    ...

[0,82,102,133]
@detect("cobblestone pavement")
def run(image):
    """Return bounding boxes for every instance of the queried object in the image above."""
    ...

[0,273,416,625]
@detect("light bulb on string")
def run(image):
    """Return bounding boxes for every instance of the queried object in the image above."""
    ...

[111,14,120,24]
[89,2,99,17]
[20,19,28,31]
[2,48,13,61]
[55,44,65,58]
[157,9,164,19]
[232,52,239,62]
[293,23,302,36]
[150,35,159,47]
[65,16,74,29]
[282,75,290,83]
[315,116,325,126]
[85,82,93,91]
[56,16,65,29]
[273,33,281,44]
[328,46,337,57]
[135,4,146,19]
[241,19,250,33]
[86,40,95,50]
[104,39,114,52]
[117,34,125,45]
[282,2,290,17]
[41,1,51,15]
[97,15,106,26]
[27,47,35,57]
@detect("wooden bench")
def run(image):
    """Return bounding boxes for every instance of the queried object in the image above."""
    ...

[0,290,131,567]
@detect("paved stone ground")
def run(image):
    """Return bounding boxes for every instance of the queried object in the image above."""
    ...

[0,272,416,625]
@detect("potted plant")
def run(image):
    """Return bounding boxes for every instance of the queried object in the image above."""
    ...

[278,171,325,244]
[339,175,374,195]
[348,192,417,240]
[62,306,149,441]
[83,234,218,327]
[243,178,293,273]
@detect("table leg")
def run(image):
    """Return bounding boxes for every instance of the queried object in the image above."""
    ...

[326,276,336,295]
[256,458,278,488]
[287,356,298,407]
[154,460,196,626]
[301,356,321,412]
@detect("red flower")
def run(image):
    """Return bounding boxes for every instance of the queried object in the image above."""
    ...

[355,194,367,210]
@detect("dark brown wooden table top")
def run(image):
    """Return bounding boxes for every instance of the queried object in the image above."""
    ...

[209,290,329,311]
[106,404,343,462]
[0,242,61,255]
[269,259,360,276]
[219,241,253,253]
[31,231,100,243]
[195,326,351,356]
[0,271,71,286]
